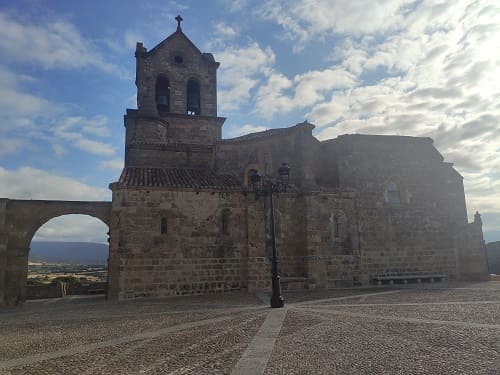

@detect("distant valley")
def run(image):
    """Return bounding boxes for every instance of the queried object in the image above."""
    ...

[29,241,108,265]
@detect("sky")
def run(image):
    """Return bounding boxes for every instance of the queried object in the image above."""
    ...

[0,0,499,244]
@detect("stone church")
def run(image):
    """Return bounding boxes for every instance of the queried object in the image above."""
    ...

[105,18,489,300]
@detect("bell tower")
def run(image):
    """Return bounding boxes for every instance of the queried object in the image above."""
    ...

[124,15,226,168]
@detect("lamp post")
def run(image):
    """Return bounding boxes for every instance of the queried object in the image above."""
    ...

[250,163,290,308]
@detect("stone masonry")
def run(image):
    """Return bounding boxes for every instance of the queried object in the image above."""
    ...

[0,200,111,305]
[0,17,489,305]
[106,18,489,301]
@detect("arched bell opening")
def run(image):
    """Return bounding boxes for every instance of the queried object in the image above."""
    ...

[156,76,170,113]
[186,79,201,115]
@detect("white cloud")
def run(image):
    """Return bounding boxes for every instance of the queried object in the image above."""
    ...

[49,115,116,156]
[99,158,124,171]
[0,86,117,157]
[0,16,120,160]
[0,11,129,78]
[54,115,111,138]
[255,68,357,119]
[0,66,53,122]
[124,30,145,50]
[105,30,146,54]
[0,138,25,159]
[254,72,293,117]
[216,42,276,111]
[33,214,109,243]
[52,143,67,157]
[257,0,415,51]
[53,131,114,156]
[221,0,248,12]
[214,22,237,39]
[464,172,500,215]
[0,166,110,201]
[0,66,55,157]
[72,138,115,156]
[229,124,268,137]
[0,65,116,162]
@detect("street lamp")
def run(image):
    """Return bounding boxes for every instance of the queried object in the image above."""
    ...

[250,163,290,308]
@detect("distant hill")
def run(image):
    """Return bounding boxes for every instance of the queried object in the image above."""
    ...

[486,241,500,275]
[29,242,108,265]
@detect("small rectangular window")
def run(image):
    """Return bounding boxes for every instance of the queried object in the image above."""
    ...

[222,210,230,236]
[161,218,167,235]
[387,181,401,204]
[264,153,270,175]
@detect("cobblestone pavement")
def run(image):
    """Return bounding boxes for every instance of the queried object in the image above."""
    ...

[1,282,499,374]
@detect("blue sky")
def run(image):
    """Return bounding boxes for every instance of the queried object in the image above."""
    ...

[0,0,499,243]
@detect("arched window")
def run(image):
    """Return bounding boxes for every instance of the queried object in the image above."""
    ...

[330,212,343,240]
[387,181,401,204]
[333,215,340,238]
[156,76,170,112]
[264,153,271,175]
[186,79,200,115]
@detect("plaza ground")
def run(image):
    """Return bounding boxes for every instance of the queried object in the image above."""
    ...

[1,282,499,374]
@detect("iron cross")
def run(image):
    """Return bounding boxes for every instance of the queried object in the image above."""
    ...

[175,15,183,30]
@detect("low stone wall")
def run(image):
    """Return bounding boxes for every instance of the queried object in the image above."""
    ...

[26,283,64,300]
[119,258,242,299]
[26,282,108,299]
[326,254,360,287]
[360,247,458,284]
[67,282,107,295]
[247,257,271,291]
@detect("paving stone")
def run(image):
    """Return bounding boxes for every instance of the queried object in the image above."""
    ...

[1,283,499,374]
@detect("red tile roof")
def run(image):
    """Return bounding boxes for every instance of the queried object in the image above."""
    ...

[117,167,242,190]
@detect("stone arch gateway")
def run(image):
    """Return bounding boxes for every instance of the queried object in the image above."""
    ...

[0,199,111,306]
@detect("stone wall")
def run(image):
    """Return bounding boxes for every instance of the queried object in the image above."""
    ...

[107,185,362,299]
[124,112,219,168]
[486,241,500,274]
[456,221,489,281]
[0,200,110,306]
[67,282,107,295]
[109,188,249,300]
[245,190,359,291]
[300,193,360,288]
[321,134,486,283]
[26,283,64,300]
[124,110,224,151]
[216,122,318,189]
[245,197,271,291]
